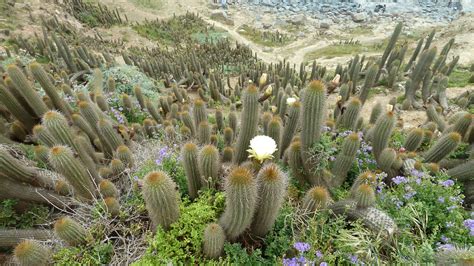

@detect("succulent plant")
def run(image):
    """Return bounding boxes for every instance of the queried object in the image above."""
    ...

[199,145,220,188]
[302,186,331,213]
[234,85,259,164]
[14,240,51,266]
[423,132,461,163]
[181,142,203,199]
[404,128,424,152]
[54,216,91,246]
[203,223,226,259]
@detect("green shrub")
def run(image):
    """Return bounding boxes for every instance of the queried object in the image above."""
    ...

[0,199,50,228]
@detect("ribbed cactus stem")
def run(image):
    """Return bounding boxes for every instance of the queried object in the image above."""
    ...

[199,145,220,187]
[98,118,123,152]
[223,127,234,146]
[14,240,51,266]
[203,223,226,259]
[116,145,134,168]
[267,117,282,159]
[372,111,396,160]
[377,148,397,173]
[451,113,472,138]
[222,147,233,162]
[423,132,461,163]
[34,145,49,166]
[216,109,224,132]
[193,99,207,130]
[359,64,378,104]
[287,140,305,185]
[251,163,287,237]
[447,160,474,182]
[376,22,402,82]
[219,167,257,240]
[331,133,360,187]
[134,85,146,110]
[0,149,54,189]
[369,102,382,124]
[280,101,300,158]
[181,142,203,200]
[404,128,424,152]
[142,171,180,231]
[0,178,68,208]
[30,62,71,118]
[99,179,119,198]
[72,114,98,143]
[198,121,211,145]
[42,111,76,150]
[7,64,49,117]
[337,98,361,130]
[54,216,91,246]
[301,80,326,163]
[234,85,259,164]
[74,136,101,183]
[0,229,53,247]
[0,84,36,130]
[103,197,120,217]
[302,186,332,212]
[180,111,195,137]
[78,101,100,132]
[48,146,96,200]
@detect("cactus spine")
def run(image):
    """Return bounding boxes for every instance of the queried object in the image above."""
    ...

[338,98,361,130]
[193,99,207,130]
[234,85,259,164]
[222,147,234,162]
[447,160,474,182]
[142,171,180,231]
[267,117,282,159]
[301,80,326,163]
[54,216,90,246]
[0,84,36,130]
[251,163,287,237]
[42,111,76,150]
[219,167,257,240]
[280,101,300,157]
[359,64,378,104]
[116,145,134,168]
[303,186,331,212]
[376,22,402,82]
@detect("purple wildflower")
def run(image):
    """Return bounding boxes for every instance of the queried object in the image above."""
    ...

[283,258,297,266]
[403,191,417,200]
[440,235,450,243]
[441,179,455,187]
[438,197,445,203]
[315,250,323,258]
[437,243,455,251]
[447,205,457,212]
[155,147,169,165]
[392,176,407,185]
[464,219,474,236]
[293,242,311,253]
[320,263,328,266]
[349,254,358,264]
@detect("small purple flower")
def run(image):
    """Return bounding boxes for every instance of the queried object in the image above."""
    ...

[404,191,417,200]
[438,197,445,203]
[392,176,407,185]
[349,254,358,264]
[395,200,404,208]
[296,256,306,264]
[283,258,297,266]
[293,242,311,253]
[315,250,323,258]
[329,156,336,161]
[441,179,455,187]
[415,178,421,184]
[440,235,450,243]
[447,205,457,212]
[320,263,328,266]
[464,219,474,236]
[133,176,139,181]
[437,243,455,251]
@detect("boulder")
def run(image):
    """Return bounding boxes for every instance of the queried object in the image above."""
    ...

[351,12,367,23]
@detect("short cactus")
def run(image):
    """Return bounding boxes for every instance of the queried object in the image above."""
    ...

[99,179,119,198]
[423,132,461,163]
[116,145,134,168]
[215,109,224,132]
[103,197,120,217]
[42,111,76,150]
[199,145,220,187]
[372,111,396,160]
[198,121,211,145]
[110,159,125,175]
[331,133,360,187]
[180,111,195,137]
[302,186,332,212]
[219,167,258,240]
[222,146,234,163]
[54,216,91,246]
[280,101,300,157]
[142,171,180,231]
[353,184,376,208]
[223,127,234,146]
[193,99,207,130]
[14,240,51,266]
[447,160,474,182]
[203,223,226,259]
[251,163,287,237]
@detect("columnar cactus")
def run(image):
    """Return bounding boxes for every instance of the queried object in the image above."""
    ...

[0,84,36,130]
[30,62,71,118]
[134,85,146,110]
[279,101,300,159]
[42,111,76,150]
[198,121,211,145]
[199,145,220,187]
[369,102,383,124]
[234,85,259,164]
[228,111,238,136]
[142,171,180,231]
[110,159,125,175]
[54,216,91,246]
[222,147,233,163]
[447,160,474,182]
[423,132,461,163]
[72,114,98,143]
[48,146,96,200]
[301,80,326,165]
[338,98,361,130]
[78,101,101,132]
[223,127,234,146]
[331,133,360,187]
[74,136,101,183]
[377,148,397,173]
[451,113,472,138]
[7,64,49,117]
[372,111,396,160]
[193,99,207,130]
[14,240,51,266]
[359,64,378,104]
[116,145,134,168]
[180,111,195,137]
[261,112,273,135]
[97,118,123,152]
[34,145,50,166]
[181,142,203,199]
[287,140,305,184]
[219,167,258,240]
[103,197,120,217]
[404,128,424,152]
[203,223,226,259]
[251,163,287,237]
[376,22,402,82]
[215,109,224,132]
[267,117,282,159]
[302,186,331,212]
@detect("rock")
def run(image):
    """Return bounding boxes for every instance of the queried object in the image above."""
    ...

[287,15,305,25]
[320,22,330,29]
[262,22,272,29]
[351,12,367,23]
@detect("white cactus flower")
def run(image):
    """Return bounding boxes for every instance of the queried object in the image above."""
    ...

[265,85,273,95]
[259,73,268,86]
[332,74,341,83]
[386,104,394,112]
[247,135,278,163]
[286,97,297,106]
